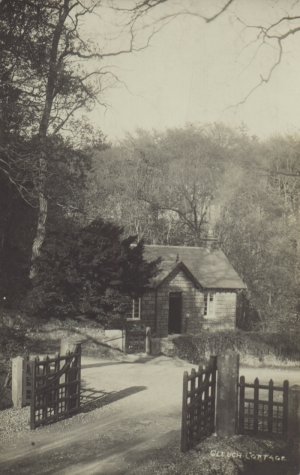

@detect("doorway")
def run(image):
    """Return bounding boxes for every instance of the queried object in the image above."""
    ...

[168,292,182,334]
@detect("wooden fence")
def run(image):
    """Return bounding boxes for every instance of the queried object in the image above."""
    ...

[181,356,217,452]
[30,344,81,429]
[238,376,289,438]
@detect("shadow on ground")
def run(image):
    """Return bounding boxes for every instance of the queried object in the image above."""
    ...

[80,385,147,413]
[81,355,155,369]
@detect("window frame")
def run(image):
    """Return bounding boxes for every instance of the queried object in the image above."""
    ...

[203,292,215,318]
[127,297,141,321]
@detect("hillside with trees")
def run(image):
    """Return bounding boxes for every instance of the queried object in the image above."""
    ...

[1,1,300,332]
[85,124,300,331]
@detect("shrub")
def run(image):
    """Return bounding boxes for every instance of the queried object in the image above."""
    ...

[0,324,28,359]
[172,330,300,364]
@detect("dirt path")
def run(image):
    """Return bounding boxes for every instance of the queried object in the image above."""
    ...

[0,355,194,474]
[0,355,299,474]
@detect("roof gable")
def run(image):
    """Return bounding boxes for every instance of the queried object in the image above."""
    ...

[144,245,246,290]
[154,260,202,289]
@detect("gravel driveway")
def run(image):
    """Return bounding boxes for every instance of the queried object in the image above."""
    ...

[0,355,194,474]
[0,355,299,475]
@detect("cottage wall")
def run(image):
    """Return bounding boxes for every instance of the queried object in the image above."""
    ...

[140,270,204,338]
[140,274,237,337]
[140,290,156,331]
[203,292,236,331]
[156,270,203,337]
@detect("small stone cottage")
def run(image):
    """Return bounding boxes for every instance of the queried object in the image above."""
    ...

[127,245,246,337]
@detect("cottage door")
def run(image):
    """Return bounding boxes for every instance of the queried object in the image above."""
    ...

[168,292,182,334]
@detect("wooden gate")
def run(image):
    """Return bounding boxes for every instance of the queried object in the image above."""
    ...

[125,322,146,353]
[24,356,32,405]
[238,376,289,438]
[30,344,81,429]
[181,356,217,452]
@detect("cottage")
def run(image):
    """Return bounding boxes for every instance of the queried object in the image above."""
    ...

[127,245,246,337]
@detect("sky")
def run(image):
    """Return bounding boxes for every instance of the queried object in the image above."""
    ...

[85,0,300,142]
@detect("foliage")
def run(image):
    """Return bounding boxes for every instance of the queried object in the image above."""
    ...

[0,0,124,283]
[26,218,160,323]
[0,325,28,362]
[172,331,300,365]
[0,133,97,304]
[0,0,113,139]
[217,134,300,329]
[85,125,300,330]
[0,175,36,305]
[86,124,244,244]
[0,0,113,298]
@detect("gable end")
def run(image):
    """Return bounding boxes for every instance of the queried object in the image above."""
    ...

[155,261,202,290]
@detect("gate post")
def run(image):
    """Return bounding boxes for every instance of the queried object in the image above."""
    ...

[288,385,300,439]
[216,352,239,437]
[181,370,189,452]
[288,385,300,473]
[60,338,83,355]
[145,327,151,355]
[12,356,24,408]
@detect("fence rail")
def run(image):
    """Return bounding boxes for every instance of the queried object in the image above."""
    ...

[181,356,217,452]
[30,344,81,429]
[238,376,288,438]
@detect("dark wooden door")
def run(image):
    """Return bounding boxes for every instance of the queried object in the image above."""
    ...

[168,292,182,334]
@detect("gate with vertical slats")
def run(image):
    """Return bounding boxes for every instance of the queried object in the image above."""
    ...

[24,356,32,405]
[181,356,217,452]
[238,376,289,438]
[125,322,146,353]
[30,344,81,429]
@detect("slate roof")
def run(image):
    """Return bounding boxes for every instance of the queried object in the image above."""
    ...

[144,245,246,290]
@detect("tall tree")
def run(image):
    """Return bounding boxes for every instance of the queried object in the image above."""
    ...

[0,0,152,279]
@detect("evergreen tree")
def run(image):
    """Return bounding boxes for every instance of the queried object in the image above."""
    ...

[26,218,160,326]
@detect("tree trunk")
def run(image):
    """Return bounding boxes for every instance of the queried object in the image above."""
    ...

[29,156,48,279]
[29,1,69,279]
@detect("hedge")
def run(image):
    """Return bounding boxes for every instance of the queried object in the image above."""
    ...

[172,330,300,364]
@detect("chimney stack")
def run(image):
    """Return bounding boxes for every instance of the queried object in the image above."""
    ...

[201,229,219,252]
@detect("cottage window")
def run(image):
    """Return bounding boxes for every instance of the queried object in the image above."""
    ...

[204,292,215,317]
[131,298,141,320]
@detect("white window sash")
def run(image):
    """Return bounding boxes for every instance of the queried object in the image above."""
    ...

[204,292,215,318]
[130,298,141,320]
[208,292,215,317]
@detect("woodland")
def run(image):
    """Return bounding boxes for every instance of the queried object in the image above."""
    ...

[1,0,300,332]
[86,125,300,331]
